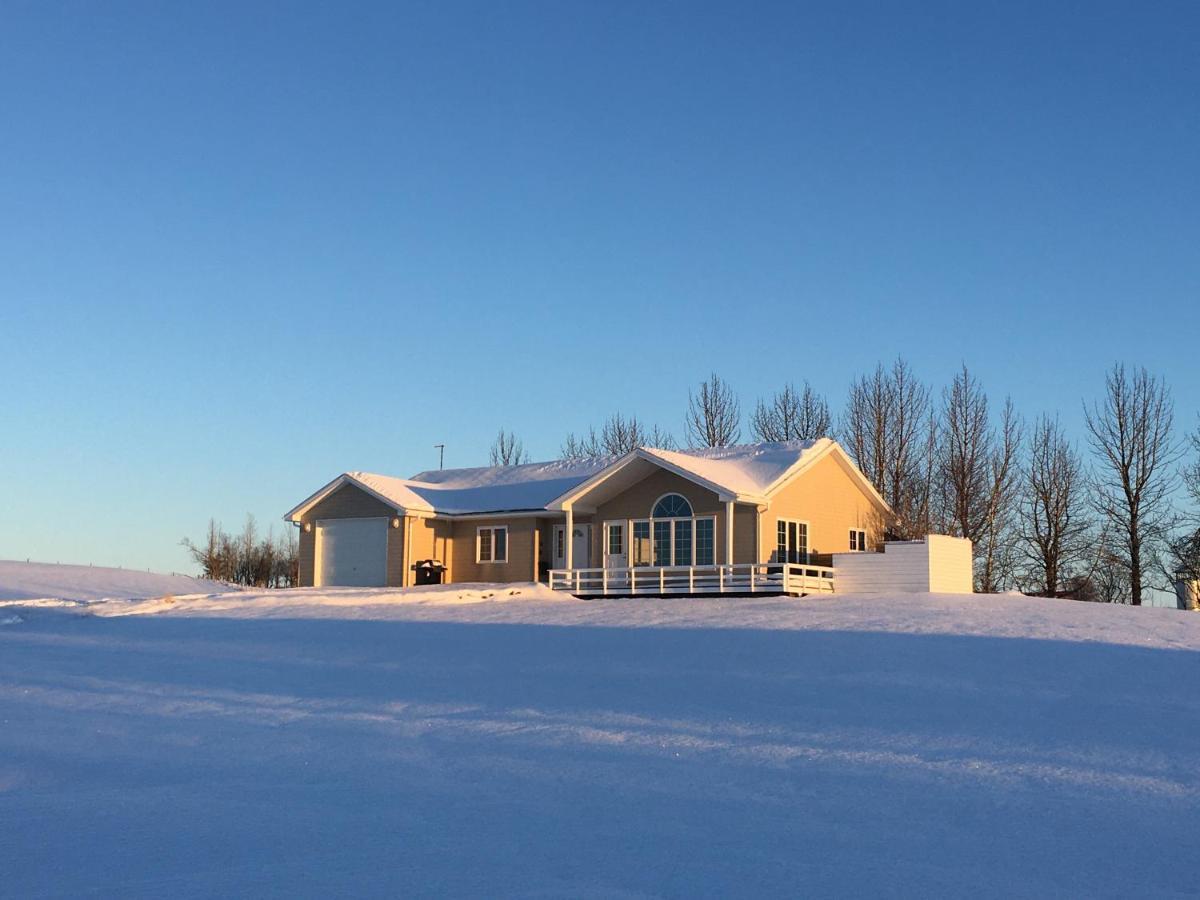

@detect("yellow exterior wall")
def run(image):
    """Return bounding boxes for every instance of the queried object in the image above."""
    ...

[448,516,541,584]
[758,452,887,562]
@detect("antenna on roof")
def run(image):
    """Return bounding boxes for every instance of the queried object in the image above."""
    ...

[434,444,445,470]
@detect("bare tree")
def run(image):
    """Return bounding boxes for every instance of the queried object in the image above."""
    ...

[182,517,298,588]
[937,366,1023,591]
[600,412,646,454]
[1171,418,1200,582]
[646,423,677,451]
[840,358,932,538]
[750,382,831,442]
[1019,415,1093,597]
[489,429,529,466]
[1084,364,1180,605]
[686,373,741,448]
[561,427,601,459]
[562,416,676,459]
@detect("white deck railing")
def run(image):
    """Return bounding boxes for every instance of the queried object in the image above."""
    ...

[547,563,834,596]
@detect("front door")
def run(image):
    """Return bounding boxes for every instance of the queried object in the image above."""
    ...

[603,521,627,569]
[553,524,592,568]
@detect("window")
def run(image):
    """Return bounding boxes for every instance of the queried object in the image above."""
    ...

[477,525,508,563]
[695,518,714,566]
[653,520,672,566]
[632,521,652,565]
[554,526,564,562]
[776,519,808,564]
[652,493,693,519]
[850,529,867,552]
[608,522,624,556]
[674,519,692,566]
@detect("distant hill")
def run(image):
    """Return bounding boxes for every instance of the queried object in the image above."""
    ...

[0,560,235,603]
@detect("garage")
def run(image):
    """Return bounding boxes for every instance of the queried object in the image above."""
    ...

[315,517,388,587]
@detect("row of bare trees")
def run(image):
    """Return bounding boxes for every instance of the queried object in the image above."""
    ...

[182,516,299,588]
[486,362,1197,604]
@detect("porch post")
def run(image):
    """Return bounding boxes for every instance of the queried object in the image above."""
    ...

[725,500,735,566]
[565,506,574,570]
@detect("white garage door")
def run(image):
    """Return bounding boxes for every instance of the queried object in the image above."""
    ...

[315,518,388,587]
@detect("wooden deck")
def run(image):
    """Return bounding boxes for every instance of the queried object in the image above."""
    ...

[547,563,835,597]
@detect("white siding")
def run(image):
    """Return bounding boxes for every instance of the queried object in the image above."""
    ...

[925,535,974,593]
[832,536,973,594]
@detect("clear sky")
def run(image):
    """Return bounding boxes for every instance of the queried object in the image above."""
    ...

[2,1,1198,574]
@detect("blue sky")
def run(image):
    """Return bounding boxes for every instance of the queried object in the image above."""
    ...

[2,1,1198,573]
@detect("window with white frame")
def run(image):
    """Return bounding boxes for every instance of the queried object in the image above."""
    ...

[776,519,809,564]
[695,518,714,566]
[634,494,715,567]
[849,529,867,552]
[632,521,652,565]
[477,525,508,563]
[607,522,624,556]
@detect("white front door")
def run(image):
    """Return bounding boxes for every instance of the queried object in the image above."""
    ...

[553,524,592,568]
[603,521,628,569]
[573,524,591,568]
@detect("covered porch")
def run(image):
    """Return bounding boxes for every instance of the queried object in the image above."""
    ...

[546,451,833,597]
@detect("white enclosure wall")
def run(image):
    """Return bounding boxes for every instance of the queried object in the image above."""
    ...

[832,536,973,594]
[315,518,389,587]
[925,535,975,593]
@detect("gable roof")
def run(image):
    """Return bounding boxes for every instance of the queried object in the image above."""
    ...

[285,439,891,521]
[401,456,618,515]
[285,456,617,521]
[640,440,822,498]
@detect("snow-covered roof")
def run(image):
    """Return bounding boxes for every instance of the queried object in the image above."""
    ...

[287,439,888,521]
[640,440,822,498]
[400,456,618,515]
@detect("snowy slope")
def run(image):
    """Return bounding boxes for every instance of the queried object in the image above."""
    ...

[0,560,234,604]
[74,583,1200,651]
[1,590,1197,897]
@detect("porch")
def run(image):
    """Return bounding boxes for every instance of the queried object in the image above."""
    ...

[548,562,835,597]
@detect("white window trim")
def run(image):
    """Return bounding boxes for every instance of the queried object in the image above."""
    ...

[476,525,509,564]
[631,514,717,567]
[776,518,810,564]
[603,520,626,558]
[649,492,695,520]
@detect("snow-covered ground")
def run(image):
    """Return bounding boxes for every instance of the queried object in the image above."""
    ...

[1,577,1198,897]
[0,559,235,604]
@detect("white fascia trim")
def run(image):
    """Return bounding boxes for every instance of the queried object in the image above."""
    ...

[284,474,356,521]
[545,451,641,510]
[762,439,892,515]
[284,473,427,522]
[439,510,551,521]
[633,449,742,503]
[549,448,766,509]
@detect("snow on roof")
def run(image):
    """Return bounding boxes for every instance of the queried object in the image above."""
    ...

[640,439,825,498]
[347,456,620,516]
[346,472,438,513]
[317,441,836,519]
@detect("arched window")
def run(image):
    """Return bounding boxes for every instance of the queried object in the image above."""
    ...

[651,493,693,518]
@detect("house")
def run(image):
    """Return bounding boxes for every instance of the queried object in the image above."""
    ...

[284,438,894,595]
